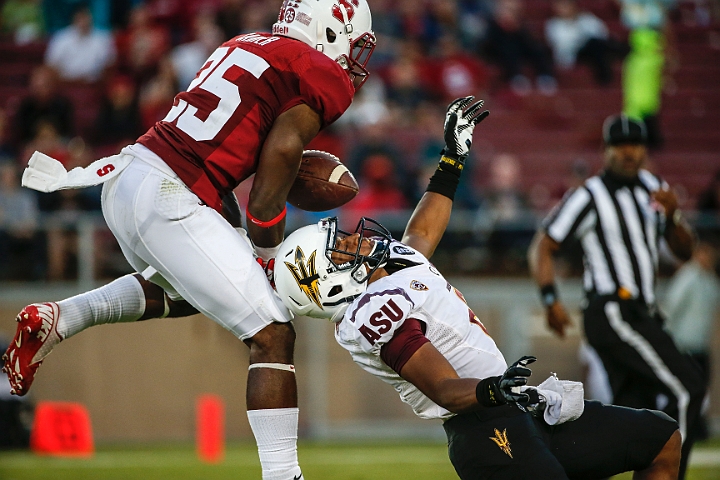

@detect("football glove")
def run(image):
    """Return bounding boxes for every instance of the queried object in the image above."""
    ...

[476,355,537,407]
[441,96,490,168]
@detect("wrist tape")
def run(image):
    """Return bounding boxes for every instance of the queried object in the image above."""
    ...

[426,156,464,200]
[539,284,558,308]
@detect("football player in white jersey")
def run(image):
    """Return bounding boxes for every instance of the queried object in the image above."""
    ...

[274,98,682,479]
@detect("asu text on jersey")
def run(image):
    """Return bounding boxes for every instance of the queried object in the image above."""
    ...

[335,241,507,420]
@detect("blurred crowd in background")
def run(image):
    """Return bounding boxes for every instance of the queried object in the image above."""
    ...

[0,0,719,282]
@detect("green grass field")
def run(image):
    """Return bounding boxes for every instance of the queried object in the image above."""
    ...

[1,439,719,480]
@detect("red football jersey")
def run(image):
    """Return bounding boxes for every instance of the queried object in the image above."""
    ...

[138,33,354,212]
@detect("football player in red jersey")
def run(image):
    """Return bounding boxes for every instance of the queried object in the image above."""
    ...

[3,1,375,478]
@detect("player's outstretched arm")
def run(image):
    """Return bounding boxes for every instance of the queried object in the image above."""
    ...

[248,104,322,252]
[402,96,489,257]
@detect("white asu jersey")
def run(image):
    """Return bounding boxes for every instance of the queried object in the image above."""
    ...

[335,241,507,420]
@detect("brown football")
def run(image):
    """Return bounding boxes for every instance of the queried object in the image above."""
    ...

[287,150,359,212]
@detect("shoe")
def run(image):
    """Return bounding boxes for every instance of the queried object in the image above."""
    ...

[2,303,63,396]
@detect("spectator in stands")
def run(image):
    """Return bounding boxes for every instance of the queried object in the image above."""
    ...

[424,1,460,44]
[115,3,171,84]
[0,109,15,161]
[41,140,102,281]
[138,56,178,131]
[663,240,719,441]
[347,118,418,206]
[336,76,391,130]
[456,0,495,50]
[482,0,557,96]
[546,0,628,85]
[483,153,533,272]
[0,160,42,281]
[697,170,720,213]
[45,6,116,83]
[215,0,243,40]
[20,121,72,170]
[170,9,224,90]
[12,65,74,150]
[395,0,428,41]
[384,39,433,112]
[364,0,402,67]
[618,0,678,149]
[425,33,489,103]
[0,0,44,45]
[42,0,113,33]
[144,0,195,44]
[341,152,408,229]
[92,74,142,154]
[237,0,276,33]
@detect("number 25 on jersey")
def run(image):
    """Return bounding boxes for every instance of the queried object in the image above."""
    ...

[163,47,270,142]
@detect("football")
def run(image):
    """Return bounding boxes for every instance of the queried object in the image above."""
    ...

[287,150,359,212]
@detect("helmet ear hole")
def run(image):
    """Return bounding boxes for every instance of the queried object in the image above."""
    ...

[326,27,337,43]
[328,285,343,297]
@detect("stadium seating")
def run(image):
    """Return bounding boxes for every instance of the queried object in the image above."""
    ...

[0,0,717,208]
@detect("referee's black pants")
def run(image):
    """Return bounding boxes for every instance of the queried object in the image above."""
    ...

[583,295,706,480]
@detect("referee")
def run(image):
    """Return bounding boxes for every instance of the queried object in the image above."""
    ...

[528,114,706,480]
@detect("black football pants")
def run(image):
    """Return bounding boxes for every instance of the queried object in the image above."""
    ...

[583,296,706,480]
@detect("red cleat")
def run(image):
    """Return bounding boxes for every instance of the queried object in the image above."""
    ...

[2,303,63,396]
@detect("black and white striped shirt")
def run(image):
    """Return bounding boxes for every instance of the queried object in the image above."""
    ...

[543,169,668,305]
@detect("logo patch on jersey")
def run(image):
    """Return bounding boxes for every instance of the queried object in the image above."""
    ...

[284,247,323,310]
[410,280,428,291]
[393,245,414,255]
[489,428,513,458]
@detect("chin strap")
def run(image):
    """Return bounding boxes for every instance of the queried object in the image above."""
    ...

[248,363,296,373]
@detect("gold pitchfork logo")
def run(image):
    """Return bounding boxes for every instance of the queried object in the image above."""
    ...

[489,428,513,458]
[285,247,323,310]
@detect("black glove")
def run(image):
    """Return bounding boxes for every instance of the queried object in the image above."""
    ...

[476,356,537,407]
[440,96,490,173]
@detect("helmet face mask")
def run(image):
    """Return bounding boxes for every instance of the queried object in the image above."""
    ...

[275,217,391,322]
[326,217,391,283]
[272,0,376,90]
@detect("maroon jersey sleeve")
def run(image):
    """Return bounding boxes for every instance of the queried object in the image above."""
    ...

[380,318,430,374]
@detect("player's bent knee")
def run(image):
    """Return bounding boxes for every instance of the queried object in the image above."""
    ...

[246,322,296,363]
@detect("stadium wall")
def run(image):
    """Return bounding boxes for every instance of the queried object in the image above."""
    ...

[1,279,717,442]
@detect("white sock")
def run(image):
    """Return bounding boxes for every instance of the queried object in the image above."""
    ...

[56,274,146,338]
[247,408,303,480]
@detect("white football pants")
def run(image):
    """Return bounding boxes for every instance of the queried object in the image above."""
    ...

[101,144,291,340]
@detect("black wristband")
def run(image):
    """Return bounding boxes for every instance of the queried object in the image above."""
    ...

[539,284,558,308]
[476,376,506,407]
[427,155,465,201]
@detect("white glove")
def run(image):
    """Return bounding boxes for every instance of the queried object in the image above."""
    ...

[441,96,490,162]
